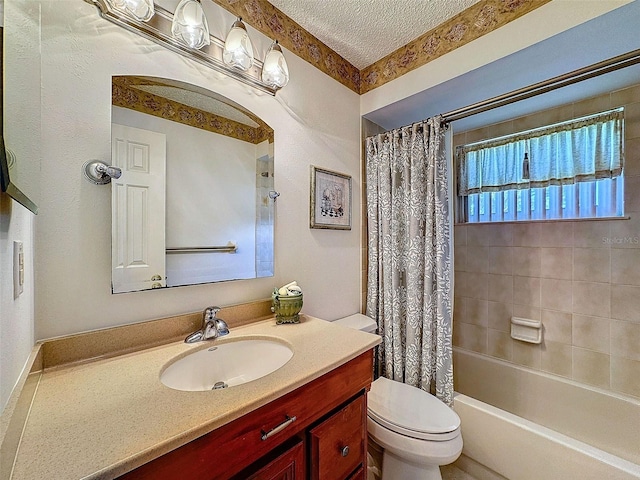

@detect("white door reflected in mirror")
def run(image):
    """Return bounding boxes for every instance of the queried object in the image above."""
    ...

[111,124,167,293]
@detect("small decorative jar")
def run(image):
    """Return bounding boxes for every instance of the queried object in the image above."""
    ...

[271,289,303,324]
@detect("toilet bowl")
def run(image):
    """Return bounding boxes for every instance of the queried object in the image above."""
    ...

[368,376,462,480]
[333,314,463,480]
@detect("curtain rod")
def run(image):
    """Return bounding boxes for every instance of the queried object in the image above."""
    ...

[441,48,640,124]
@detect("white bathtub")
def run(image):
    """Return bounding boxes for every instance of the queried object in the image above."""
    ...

[453,349,640,480]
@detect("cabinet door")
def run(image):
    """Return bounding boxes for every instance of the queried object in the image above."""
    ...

[309,394,366,480]
[243,439,305,480]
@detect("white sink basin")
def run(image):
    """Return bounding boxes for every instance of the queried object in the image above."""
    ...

[160,338,293,392]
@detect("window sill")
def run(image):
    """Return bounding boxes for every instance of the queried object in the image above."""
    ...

[454,215,630,226]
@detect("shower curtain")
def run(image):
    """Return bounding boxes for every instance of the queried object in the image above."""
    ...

[365,116,453,406]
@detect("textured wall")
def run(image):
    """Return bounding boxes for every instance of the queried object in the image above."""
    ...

[0,198,34,411]
[0,9,36,413]
[4,1,361,340]
[453,82,640,400]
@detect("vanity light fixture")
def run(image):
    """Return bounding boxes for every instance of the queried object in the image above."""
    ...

[105,0,154,22]
[86,0,289,95]
[171,0,210,50]
[223,18,255,71]
[261,41,289,89]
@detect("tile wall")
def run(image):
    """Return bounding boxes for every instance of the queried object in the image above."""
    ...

[453,82,640,399]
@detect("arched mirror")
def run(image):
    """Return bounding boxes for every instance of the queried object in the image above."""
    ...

[111,76,274,293]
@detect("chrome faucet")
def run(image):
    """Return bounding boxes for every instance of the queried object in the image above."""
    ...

[185,306,230,343]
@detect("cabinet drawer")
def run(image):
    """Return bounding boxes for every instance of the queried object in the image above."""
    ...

[309,394,366,480]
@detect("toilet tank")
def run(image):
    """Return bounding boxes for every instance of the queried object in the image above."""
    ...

[333,313,377,333]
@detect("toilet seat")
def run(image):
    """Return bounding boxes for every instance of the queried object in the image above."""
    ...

[368,377,461,441]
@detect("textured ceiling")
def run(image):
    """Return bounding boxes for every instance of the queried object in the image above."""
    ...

[268,0,482,69]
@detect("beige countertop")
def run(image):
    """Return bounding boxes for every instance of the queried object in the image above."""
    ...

[10,315,380,480]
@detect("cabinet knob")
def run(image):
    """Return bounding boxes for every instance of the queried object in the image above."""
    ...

[340,445,350,457]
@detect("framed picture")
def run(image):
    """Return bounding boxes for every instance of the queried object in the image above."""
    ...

[310,166,352,230]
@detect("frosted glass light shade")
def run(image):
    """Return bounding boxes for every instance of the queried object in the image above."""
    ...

[261,41,289,89]
[108,0,155,22]
[171,0,210,49]
[223,18,254,71]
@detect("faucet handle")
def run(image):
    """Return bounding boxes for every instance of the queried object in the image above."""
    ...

[203,306,221,321]
[215,318,230,336]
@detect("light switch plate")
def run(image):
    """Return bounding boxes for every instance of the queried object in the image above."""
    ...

[14,241,24,298]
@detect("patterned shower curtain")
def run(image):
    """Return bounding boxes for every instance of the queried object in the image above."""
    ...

[365,116,453,406]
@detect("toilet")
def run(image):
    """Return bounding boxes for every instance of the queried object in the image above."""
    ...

[333,314,463,480]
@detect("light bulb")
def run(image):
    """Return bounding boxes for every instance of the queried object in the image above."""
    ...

[261,41,289,89]
[223,18,254,71]
[171,0,210,49]
[108,0,155,22]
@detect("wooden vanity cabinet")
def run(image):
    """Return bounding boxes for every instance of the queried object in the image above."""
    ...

[119,349,373,480]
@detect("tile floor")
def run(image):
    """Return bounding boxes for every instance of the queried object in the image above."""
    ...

[367,460,479,480]
[441,464,479,480]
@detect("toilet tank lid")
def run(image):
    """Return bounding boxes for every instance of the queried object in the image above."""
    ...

[333,314,377,333]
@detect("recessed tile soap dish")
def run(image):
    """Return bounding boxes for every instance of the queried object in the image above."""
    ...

[510,317,542,344]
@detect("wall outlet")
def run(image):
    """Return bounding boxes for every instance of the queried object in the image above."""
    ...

[14,241,24,299]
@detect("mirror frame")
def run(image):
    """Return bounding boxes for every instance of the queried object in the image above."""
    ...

[0,26,38,213]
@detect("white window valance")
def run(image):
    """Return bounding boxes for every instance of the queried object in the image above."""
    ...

[457,108,624,196]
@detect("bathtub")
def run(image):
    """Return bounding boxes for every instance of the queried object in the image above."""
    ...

[452,348,640,480]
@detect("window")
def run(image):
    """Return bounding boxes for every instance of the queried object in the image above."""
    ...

[457,108,624,223]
